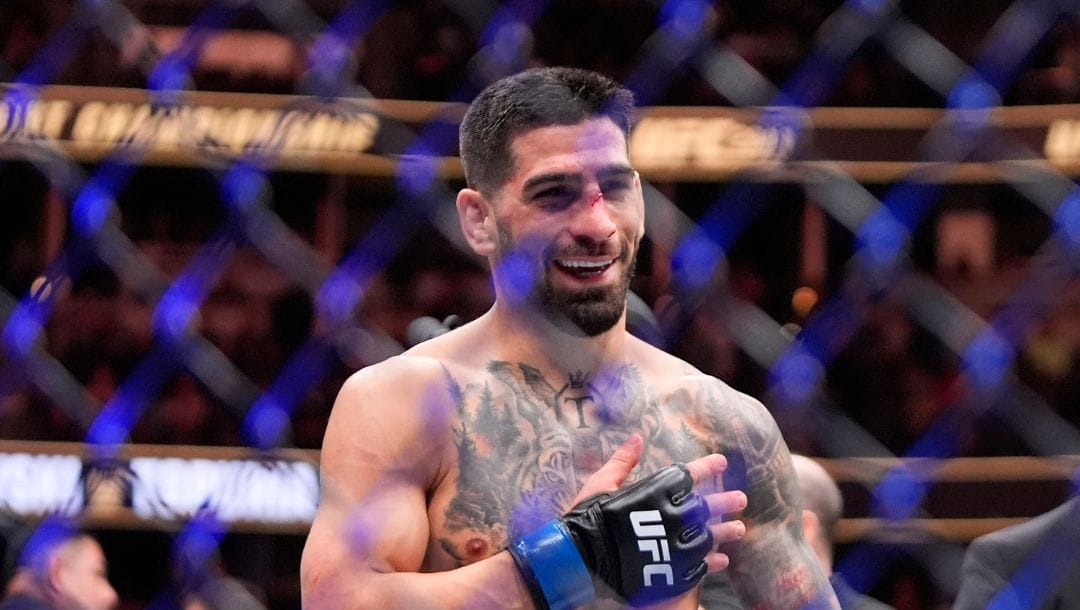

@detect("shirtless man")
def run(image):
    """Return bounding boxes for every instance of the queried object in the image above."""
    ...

[301,67,838,609]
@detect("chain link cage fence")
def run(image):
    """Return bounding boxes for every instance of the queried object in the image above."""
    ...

[2,0,1080,608]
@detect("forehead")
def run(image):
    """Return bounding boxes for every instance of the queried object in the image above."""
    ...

[506,118,630,187]
[64,538,104,566]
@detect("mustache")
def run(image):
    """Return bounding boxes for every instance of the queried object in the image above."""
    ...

[545,239,629,261]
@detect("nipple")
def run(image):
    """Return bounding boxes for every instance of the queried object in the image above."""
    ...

[465,537,490,560]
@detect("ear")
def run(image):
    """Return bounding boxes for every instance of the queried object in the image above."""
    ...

[46,552,66,594]
[633,170,646,238]
[457,188,497,257]
[801,509,819,542]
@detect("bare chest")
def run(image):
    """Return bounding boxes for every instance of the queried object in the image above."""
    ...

[420,362,715,570]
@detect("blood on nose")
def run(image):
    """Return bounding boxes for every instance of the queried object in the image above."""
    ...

[572,194,615,239]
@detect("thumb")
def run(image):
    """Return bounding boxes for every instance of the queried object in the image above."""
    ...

[572,433,643,505]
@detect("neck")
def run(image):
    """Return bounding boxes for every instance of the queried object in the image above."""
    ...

[5,571,47,600]
[813,540,834,575]
[486,299,630,373]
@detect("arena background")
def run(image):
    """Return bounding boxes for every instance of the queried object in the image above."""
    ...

[2,0,1080,608]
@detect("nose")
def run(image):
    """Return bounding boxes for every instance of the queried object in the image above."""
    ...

[567,191,617,243]
[105,583,119,610]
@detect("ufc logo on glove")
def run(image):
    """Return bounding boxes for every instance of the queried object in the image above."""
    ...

[510,464,713,609]
[631,510,674,586]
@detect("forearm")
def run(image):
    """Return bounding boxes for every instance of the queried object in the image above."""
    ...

[703,388,840,609]
[304,550,535,610]
[726,532,839,610]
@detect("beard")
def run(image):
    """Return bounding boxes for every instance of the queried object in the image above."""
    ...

[496,223,637,337]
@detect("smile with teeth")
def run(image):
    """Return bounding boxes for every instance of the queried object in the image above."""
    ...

[554,258,614,277]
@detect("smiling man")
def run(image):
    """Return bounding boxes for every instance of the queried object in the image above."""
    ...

[300,67,837,610]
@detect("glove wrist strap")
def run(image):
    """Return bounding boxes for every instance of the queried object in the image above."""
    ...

[508,520,595,610]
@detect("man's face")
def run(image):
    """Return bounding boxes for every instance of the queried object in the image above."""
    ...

[489,117,645,336]
[52,538,118,610]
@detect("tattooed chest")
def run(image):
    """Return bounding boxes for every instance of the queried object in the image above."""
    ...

[431,361,712,567]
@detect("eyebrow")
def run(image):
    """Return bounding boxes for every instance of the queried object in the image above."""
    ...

[597,165,635,180]
[521,172,577,195]
[521,164,635,195]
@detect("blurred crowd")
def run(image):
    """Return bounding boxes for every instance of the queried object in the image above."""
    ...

[3,173,1079,461]
[4,0,1080,105]
[0,0,1077,460]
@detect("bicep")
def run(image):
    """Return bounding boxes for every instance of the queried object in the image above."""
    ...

[711,389,801,530]
[301,370,441,603]
[301,478,430,605]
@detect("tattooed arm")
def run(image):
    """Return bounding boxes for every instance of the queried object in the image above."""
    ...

[703,379,840,610]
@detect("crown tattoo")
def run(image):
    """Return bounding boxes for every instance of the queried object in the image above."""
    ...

[568,370,590,389]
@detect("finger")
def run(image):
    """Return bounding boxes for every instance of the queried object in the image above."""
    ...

[704,490,747,520]
[682,453,727,485]
[602,432,644,479]
[705,551,730,573]
[572,434,643,503]
[593,433,643,488]
[709,519,746,546]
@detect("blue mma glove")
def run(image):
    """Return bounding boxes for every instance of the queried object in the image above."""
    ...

[509,464,713,609]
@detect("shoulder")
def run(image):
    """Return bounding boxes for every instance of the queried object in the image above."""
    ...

[968,496,1080,559]
[632,336,703,378]
[635,345,784,460]
[983,496,1078,540]
[635,339,761,407]
[323,354,459,461]
[675,366,777,437]
[0,595,54,610]
[337,353,451,399]
[689,374,785,469]
[342,316,508,403]
[959,499,1080,609]
[630,337,778,436]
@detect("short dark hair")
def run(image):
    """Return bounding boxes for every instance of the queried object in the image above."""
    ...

[3,517,84,582]
[459,67,636,195]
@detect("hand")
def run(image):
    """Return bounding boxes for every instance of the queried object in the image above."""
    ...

[574,434,747,572]
[508,435,747,609]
